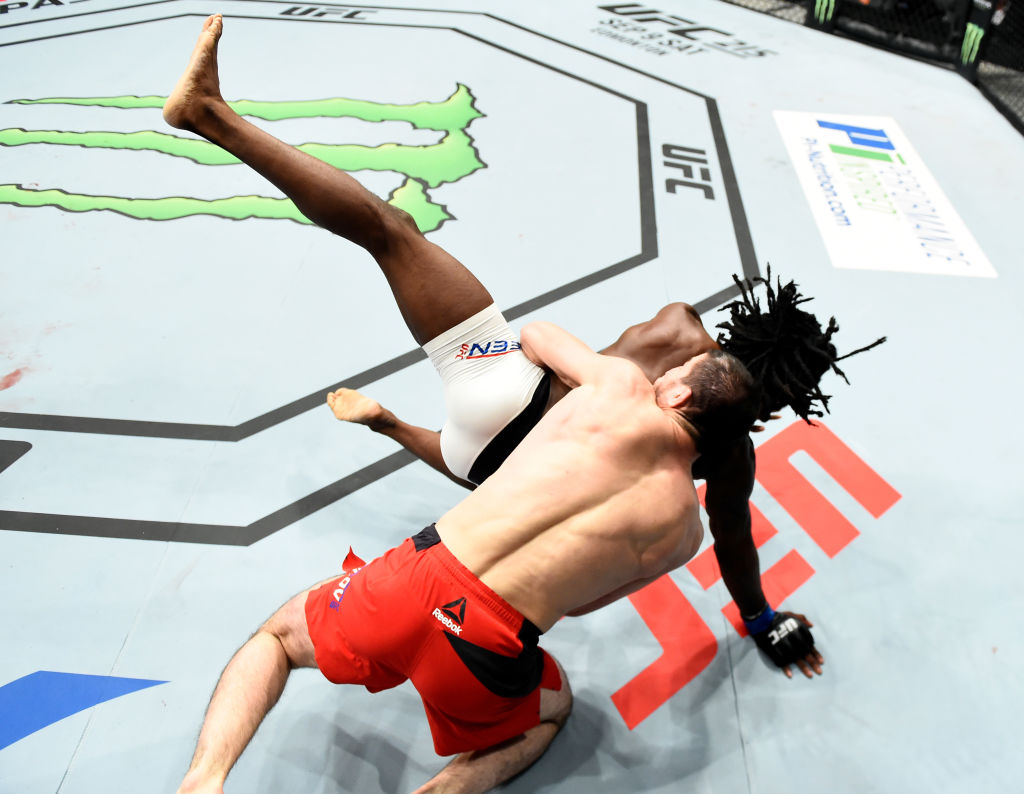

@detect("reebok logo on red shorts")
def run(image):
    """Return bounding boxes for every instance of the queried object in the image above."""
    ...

[433,597,466,634]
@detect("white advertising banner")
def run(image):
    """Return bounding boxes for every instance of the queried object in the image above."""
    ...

[774,111,996,278]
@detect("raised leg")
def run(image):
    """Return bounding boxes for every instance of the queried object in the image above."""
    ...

[176,587,320,794]
[164,14,492,345]
[411,657,573,794]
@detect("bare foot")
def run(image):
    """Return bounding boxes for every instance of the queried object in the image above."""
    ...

[326,389,393,430]
[163,14,226,131]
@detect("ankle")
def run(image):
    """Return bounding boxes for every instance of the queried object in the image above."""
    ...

[367,410,397,433]
[187,95,232,134]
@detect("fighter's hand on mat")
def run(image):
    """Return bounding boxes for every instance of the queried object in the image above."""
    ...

[750,611,823,679]
[326,388,389,429]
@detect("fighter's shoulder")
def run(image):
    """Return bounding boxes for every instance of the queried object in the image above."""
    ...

[649,302,702,327]
[657,301,701,320]
[592,354,650,390]
[641,302,704,342]
[697,433,755,475]
[696,435,756,502]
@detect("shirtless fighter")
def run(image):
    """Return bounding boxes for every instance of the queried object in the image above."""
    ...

[175,318,759,794]
[162,15,878,679]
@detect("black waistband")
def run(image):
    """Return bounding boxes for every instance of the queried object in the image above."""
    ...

[467,371,552,485]
[412,524,442,552]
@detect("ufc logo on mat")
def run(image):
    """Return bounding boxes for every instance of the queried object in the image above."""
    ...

[612,421,901,729]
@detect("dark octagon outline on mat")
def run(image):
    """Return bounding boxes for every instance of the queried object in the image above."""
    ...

[0,2,759,545]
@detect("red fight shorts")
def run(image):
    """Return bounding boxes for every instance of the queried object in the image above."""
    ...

[304,524,562,756]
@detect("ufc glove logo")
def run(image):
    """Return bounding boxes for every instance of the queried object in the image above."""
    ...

[768,617,800,645]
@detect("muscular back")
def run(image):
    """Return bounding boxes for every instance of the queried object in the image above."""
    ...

[436,357,703,632]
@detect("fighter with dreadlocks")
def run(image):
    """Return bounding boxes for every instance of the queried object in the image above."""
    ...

[330,266,884,679]
[718,268,886,423]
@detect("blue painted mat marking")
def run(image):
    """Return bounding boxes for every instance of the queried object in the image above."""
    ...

[0,671,166,750]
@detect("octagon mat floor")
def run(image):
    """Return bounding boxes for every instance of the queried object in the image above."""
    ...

[1,1,1022,792]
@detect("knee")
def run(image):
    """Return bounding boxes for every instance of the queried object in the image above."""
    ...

[540,657,573,729]
[366,200,422,256]
[547,686,572,731]
[380,199,420,233]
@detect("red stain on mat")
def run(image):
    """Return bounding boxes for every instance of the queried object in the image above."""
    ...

[0,368,26,391]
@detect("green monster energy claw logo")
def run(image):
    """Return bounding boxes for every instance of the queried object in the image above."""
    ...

[960,22,985,66]
[0,85,484,233]
[814,0,836,25]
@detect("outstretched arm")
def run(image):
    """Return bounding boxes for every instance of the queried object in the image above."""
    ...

[326,389,475,490]
[703,438,824,678]
[704,439,767,615]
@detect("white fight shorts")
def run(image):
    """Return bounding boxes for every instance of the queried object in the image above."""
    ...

[423,304,549,484]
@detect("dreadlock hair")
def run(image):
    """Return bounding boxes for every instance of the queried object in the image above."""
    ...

[678,350,761,455]
[716,267,886,423]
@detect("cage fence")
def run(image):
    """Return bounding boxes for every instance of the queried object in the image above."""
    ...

[715,0,1024,134]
